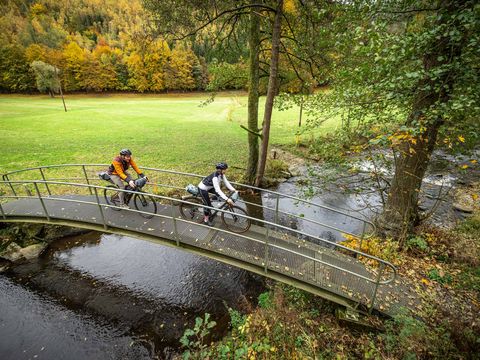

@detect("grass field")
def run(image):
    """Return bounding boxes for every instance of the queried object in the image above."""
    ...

[0,92,341,180]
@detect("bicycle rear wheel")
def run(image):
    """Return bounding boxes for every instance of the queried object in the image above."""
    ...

[179,196,204,223]
[133,192,158,219]
[221,205,251,233]
[104,185,121,211]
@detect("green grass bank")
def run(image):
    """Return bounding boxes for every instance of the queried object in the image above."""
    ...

[0,92,340,178]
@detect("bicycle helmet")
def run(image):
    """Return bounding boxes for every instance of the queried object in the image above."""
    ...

[216,162,228,170]
[120,149,132,156]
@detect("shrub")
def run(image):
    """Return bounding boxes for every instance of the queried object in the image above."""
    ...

[258,291,273,309]
[406,236,429,254]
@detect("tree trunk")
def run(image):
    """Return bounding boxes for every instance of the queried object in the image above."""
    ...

[377,0,464,245]
[245,1,260,185]
[378,118,443,244]
[255,0,283,187]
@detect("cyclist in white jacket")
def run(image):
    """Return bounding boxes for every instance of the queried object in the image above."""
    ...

[198,162,238,226]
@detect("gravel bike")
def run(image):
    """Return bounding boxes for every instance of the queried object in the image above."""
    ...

[179,185,251,233]
[102,176,158,219]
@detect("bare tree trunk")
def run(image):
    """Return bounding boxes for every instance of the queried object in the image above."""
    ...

[245,2,260,185]
[255,0,283,187]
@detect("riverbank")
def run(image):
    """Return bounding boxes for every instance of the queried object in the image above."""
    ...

[177,148,479,359]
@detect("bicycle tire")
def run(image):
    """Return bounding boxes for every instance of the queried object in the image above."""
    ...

[179,196,204,223]
[104,185,122,211]
[221,205,251,233]
[133,192,158,219]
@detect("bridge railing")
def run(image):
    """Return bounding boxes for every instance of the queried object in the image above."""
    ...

[0,177,395,312]
[2,164,375,246]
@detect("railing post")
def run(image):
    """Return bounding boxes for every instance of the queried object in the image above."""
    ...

[33,182,50,221]
[355,221,367,259]
[0,202,6,219]
[93,186,107,230]
[274,194,280,225]
[264,227,270,274]
[82,165,93,195]
[369,263,385,313]
[39,168,51,196]
[3,174,17,198]
[171,201,179,246]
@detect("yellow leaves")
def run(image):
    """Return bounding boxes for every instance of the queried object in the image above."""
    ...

[31,3,48,17]
[283,0,298,15]
[387,131,420,149]
[472,194,479,202]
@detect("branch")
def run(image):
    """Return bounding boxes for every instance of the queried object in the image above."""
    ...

[240,125,263,139]
[374,7,440,15]
[153,3,277,41]
[280,42,305,83]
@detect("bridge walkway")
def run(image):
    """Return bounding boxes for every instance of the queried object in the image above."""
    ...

[1,191,417,316]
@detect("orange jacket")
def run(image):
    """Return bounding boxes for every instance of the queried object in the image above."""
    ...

[108,156,142,182]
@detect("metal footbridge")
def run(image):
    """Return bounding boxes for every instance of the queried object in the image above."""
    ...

[0,165,413,315]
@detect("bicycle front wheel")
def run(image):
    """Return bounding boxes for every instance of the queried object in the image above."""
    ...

[179,196,204,223]
[133,192,158,219]
[104,185,121,211]
[221,205,251,233]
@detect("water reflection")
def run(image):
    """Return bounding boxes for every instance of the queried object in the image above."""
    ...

[0,276,152,360]
[1,232,265,358]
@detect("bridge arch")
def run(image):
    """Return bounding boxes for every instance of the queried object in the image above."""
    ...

[1,164,403,315]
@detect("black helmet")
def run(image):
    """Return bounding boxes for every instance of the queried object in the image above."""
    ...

[120,149,132,156]
[216,162,228,170]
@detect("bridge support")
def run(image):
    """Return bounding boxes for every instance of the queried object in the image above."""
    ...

[0,203,5,219]
[82,165,93,195]
[93,187,107,230]
[34,182,50,221]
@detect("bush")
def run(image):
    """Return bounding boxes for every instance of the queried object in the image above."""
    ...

[406,236,429,254]
[427,268,453,284]
[258,291,273,309]
[265,159,290,179]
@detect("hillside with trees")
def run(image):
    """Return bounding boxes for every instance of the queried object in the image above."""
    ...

[0,0,211,92]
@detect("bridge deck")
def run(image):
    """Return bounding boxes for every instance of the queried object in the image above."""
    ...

[1,195,418,315]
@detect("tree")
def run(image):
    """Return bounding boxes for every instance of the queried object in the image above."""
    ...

[301,0,480,242]
[143,0,287,184]
[376,0,480,243]
[0,43,36,92]
[246,2,261,184]
[30,60,61,96]
[255,0,284,187]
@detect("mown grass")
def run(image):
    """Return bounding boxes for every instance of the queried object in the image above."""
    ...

[0,92,341,180]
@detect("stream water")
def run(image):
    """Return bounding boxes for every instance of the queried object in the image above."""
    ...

[0,232,264,359]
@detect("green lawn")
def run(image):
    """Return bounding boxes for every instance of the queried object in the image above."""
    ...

[0,92,341,179]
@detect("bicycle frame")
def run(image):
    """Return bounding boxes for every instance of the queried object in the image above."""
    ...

[193,192,234,218]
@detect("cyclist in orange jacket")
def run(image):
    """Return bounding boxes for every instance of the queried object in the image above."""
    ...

[107,149,146,208]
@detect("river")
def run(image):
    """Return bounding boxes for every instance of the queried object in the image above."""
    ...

[0,231,265,359]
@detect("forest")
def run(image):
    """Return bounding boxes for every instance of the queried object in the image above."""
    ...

[0,0,317,93]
